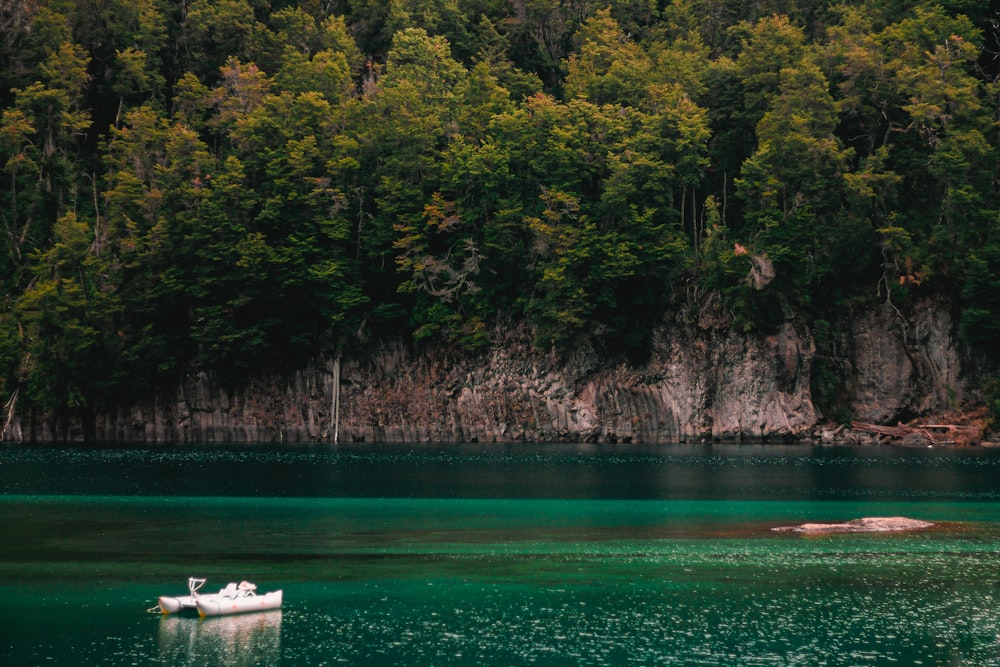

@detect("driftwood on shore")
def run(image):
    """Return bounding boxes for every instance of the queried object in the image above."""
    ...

[773,517,934,533]
[850,420,981,446]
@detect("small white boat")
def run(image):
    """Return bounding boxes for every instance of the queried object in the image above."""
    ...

[158,577,283,617]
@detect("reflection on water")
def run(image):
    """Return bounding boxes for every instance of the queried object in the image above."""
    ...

[158,611,281,666]
[5,442,1000,499]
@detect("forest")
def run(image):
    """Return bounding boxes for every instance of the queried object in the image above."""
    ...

[1,0,998,424]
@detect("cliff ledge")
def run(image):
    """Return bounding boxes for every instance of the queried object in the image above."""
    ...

[4,300,981,443]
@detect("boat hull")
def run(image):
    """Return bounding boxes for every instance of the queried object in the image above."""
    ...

[196,590,283,617]
[158,595,197,614]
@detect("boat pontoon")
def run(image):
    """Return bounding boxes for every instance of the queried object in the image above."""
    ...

[157,577,283,617]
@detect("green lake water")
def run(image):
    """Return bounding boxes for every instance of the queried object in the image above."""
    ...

[2,443,1000,665]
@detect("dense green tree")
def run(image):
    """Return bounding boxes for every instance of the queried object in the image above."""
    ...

[71,0,168,130]
[363,29,466,326]
[648,28,712,101]
[101,105,217,383]
[736,60,866,310]
[505,0,591,90]
[0,41,92,297]
[734,13,808,122]
[960,240,1000,360]
[230,88,366,356]
[883,7,991,276]
[270,9,364,99]
[393,61,518,348]
[394,193,487,346]
[384,0,475,62]
[648,84,711,252]
[564,8,652,106]
[490,95,691,353]
[2,0,1000,415]
[15,211,117,414]
[180,0,271,83]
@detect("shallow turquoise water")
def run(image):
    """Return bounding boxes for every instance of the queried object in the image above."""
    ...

[3,443,1000,665]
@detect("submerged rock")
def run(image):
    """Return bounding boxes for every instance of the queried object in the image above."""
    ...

[772,517,934,533]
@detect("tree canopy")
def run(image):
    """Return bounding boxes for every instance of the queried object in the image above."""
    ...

[1,0,998,421]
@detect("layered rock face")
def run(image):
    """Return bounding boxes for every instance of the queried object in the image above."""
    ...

[6,300,972,443]
[847,299,965,423]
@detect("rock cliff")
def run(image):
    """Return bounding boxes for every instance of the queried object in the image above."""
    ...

[847,299,966,423]
[4,299,974,443]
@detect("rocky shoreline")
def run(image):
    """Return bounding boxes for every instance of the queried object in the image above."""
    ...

[2,300,993,445]
[815,407,993,447]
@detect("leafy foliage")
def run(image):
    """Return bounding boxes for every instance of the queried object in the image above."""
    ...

[1,0,999,415]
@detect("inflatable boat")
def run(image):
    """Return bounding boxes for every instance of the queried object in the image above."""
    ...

[158,578,283,617]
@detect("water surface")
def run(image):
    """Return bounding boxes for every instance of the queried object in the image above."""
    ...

[2,442,1000,665]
